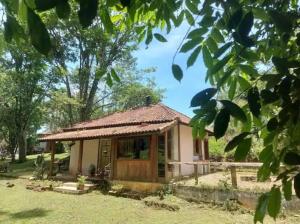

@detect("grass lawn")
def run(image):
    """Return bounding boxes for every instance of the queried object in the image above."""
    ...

[1,153,69,178]
[1,178,300,224]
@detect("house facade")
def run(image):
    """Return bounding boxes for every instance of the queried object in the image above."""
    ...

[40,103,210,184]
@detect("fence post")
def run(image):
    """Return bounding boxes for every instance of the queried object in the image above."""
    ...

[194,164,198,185]
[230,166,237,188]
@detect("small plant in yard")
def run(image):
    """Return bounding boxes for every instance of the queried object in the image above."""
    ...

[97,179,111,194]
[33,154,47,180]
[88,164,96,177]
[77,175,86,190]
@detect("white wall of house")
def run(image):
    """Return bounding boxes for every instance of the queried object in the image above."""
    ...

[69,139,99,176]
[179,124,194,176]
[69,141,79,175]
[81,139,99,175]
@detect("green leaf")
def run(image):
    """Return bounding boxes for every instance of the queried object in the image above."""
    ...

[56,0,71,19]
[234,138,252,161]
[259,145,273,163]
[211,28,224,43]
[180,38,202,53]
[100,7,113,33]
[228,9,243,30]
[154,33,167,42]
[224,132,250,152]
[294,174,300,198]
[247,87,261,117]
[260,89,279,104]
[35,0,58,11]
[185,9,195,25]
[214,109,230,139]
[190,88,217,107]
[111,69,120,82]
[210,54,232,75]
[172,64,183,82]
[106,73,113,87]
[205,37,218,53]
[238,11,253,37]
[27,7,52,55]
[220,100,247,122]
[283,152,300,165]
[214,42,232,59]
[4,16,14,42]
[283,180,292,201]
[145,28,153,45]
[228,78,237,100]
[217,68,233,89]
[187,28,208,39]
[240,64,258,77]
[269,10,294,33]
[237,76,251,91]
[267,117,278,131]
[267,186,281,219]
[202,46,213,68]
[78,0,98,28]
[187,46,201,68]
[233,31,255,47]
[257,163,271,182]
[254,193,269,223]
[186,0,199,14]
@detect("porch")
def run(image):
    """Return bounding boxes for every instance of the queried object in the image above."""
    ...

[45,123,210,186]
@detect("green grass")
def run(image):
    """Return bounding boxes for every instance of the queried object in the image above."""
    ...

[1,153,69,178]
[0,178,299,224]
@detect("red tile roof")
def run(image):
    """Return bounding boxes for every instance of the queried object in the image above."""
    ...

[64,103,191,131]
[39,103,207,141]
[39,121,176,141]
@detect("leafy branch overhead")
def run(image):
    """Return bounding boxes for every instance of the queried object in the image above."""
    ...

[2,0,300,222]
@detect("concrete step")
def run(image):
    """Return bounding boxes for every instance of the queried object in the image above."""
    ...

[63,182,96,189]
[54,186,91,195]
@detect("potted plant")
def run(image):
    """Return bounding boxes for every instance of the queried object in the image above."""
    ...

[88,164,96,177]
[77,175,86,190]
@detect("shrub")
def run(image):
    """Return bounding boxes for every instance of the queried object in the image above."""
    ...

[97,180,111,193]
[33,154,47,180]
[55,142,65,154]
[88,164,96,176]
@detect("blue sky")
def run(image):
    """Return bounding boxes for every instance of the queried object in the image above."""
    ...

[133,24,210,117]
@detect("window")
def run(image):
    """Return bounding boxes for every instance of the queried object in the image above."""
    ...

[117,136,150,160]
[193,139,203,158]
[167,129,174,160]
[157,135,165,177]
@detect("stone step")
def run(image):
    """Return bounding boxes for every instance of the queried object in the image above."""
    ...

[63,182,96,189]
[53,186,91,195]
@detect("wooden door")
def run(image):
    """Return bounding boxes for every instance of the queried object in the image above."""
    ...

[98,139,111,171]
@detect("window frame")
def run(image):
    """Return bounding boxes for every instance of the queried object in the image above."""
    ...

[116,135,151,161]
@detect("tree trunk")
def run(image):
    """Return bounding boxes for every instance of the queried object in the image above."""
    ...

[18,130,27,162]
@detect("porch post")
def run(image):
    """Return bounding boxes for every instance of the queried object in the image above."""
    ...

[164,131,168,182]
[49,141,55,176]
[177,124,181,177]
[78,139,84,174]
[150,134,157,182]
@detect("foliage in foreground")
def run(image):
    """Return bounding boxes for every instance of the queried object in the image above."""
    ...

[1,0,300,222]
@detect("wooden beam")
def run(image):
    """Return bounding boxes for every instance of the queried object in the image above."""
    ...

[97,138,101,172]
[110,138,116,180]
[49,141,55,176]
[78,140,84,174]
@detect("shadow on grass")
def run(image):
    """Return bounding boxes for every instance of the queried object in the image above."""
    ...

[10,208,51,220]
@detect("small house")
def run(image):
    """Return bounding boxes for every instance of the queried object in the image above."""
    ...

[40,103,211,190]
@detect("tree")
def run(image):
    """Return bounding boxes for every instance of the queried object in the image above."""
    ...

[0,41,58,162]
[47,1,138,123]
[1,0,300,222]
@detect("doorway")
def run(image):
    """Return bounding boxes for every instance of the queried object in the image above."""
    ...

[98,139,111,171]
